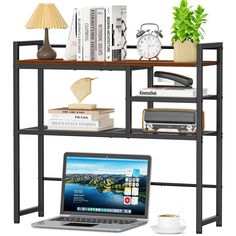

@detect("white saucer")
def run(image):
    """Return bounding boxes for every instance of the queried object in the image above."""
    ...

[151,225,186,234]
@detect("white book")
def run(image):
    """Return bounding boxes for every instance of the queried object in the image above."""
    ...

[82,7,91,61]
[48,118,114,128]
[138,87,208,97]
[64,9,77,60]
[96,8,105,61]
[77,8,83,61]
[121,7,127,60]
[105,6,127,61]
[48,125,114,132]
[90,8,96,61]
[49,113,110,121]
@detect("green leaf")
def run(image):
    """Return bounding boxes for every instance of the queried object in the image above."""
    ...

[171,0,207,44]
[202,13,208,18]
[180,0,188,9]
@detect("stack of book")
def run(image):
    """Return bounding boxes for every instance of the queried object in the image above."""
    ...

[48,107,114,131]
[64,5,127,62]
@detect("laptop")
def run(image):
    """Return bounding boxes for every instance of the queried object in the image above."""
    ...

[32,152,151,232]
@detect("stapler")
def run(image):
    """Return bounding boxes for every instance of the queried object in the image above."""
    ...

[153,71,193,88]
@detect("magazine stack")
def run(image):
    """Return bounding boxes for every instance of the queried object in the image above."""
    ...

[64,5,127,61]
[48,107,114,131]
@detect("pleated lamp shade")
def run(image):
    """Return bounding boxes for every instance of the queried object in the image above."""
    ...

[25,3,67,60]
[26,3,67,29]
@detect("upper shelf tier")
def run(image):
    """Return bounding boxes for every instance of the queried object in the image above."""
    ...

[17,59,217,69]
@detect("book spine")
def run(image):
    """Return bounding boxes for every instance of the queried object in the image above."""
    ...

[77,8,83,61]
[48,119,113,128]
[105,6,112,61]
[90,8,96,61]
[48,108,114,115]
[138,89,158,96]
[49,113,110,121]
[121,7,127,60]
[47,125,114,131]
[138,88,208,97]
[105,6,126,61]
[49,110,100,115]
[96,8,105,61]
[63,9,77,60]
[111,6,122,61]
[82,7,91,61]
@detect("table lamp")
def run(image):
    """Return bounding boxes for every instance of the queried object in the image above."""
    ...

[26,3,67,60]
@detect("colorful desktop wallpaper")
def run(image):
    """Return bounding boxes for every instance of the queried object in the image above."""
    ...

[63,156,149,215]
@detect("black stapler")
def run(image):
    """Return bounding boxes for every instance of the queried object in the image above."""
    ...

[153,71,193,88]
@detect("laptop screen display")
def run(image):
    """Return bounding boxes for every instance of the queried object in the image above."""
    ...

[61,154,150,217]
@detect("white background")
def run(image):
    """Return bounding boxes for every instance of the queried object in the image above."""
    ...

[0,0,235,235]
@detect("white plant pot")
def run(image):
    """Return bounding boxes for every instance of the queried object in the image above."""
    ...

[174,40,197,62]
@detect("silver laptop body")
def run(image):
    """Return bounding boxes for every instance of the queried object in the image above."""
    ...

[32,152,151,232]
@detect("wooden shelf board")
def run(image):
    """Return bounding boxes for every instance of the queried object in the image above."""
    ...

[17,59,217,67]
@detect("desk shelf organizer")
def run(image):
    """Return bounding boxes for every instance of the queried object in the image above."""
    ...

[13,41,223,234]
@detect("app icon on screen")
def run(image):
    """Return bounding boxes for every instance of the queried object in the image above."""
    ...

[124,196,131,205]
[124,187,131,195]
[126,169,132,177]
[131,197,138,205]
[133,169,140,177]
[132,187,139,195]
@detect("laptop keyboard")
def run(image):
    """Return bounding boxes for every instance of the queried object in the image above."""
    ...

[51,216,136,224]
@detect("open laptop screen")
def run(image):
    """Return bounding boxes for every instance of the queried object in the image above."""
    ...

[61,153,151,218]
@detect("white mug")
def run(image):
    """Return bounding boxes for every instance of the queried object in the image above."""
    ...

[158,214,184,228]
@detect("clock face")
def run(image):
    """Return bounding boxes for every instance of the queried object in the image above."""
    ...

[137,34,161,59]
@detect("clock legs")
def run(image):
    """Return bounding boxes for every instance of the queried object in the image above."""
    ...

[139,56,160,60]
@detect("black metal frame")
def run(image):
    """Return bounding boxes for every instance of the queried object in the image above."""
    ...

[13,41,223,234]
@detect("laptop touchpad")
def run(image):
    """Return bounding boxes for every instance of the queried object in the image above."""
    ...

[65,223,98,227]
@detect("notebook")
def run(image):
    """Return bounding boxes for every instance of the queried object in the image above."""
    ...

[32,152,151,232]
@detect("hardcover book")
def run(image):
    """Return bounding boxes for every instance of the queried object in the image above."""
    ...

[48,107,115,115]
[48,118,114,128]
[105,5,127,61]
[47,125,114,132]
[96,8,106,61]
[82,7,91,61]
[49,113,110,121]
[138,87,208,97]
[64,9,77,60]
[77,8,83,61]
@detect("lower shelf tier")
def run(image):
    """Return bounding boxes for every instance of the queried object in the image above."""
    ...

[17,127,217,140]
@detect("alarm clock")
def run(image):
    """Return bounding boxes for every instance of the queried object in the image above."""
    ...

[136,23,163,60]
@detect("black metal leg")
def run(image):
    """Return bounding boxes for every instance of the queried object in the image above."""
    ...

[126,67,132,133]
[216,45,223,226]
[196,45,203,234]
[147,67,154,108]
[13,133,20,223]
[38,69,44,217]
[13,42,20,223]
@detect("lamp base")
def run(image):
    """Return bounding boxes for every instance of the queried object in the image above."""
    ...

[37,28,57,60]
[37,45,56,60]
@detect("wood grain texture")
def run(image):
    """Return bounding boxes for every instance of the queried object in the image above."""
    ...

[17,59,217,67]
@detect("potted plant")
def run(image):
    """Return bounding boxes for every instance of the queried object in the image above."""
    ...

[171,0,208,62]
